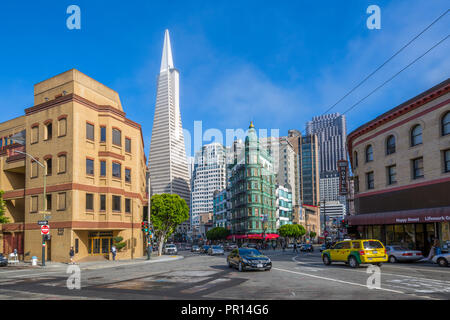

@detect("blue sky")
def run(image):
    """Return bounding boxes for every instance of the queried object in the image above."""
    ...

[0,1,448,157]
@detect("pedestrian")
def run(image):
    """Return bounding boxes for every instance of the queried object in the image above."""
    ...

[282,242,286,253]
[69,246,75,264]
[427,239,440,260]
[111,245,117,261]
[272,242,276,251]
[293,242,298,254]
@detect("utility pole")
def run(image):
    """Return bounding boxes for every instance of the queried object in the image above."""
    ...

[147,172,152,260]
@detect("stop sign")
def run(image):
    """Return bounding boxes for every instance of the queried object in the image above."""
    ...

[41,225,50,235]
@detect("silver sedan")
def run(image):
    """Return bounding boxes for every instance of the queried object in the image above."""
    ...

[208,245,225,256]
[432,253,450,267]
[386,246,423,263]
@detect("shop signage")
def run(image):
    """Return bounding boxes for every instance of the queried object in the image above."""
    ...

[337,160,348,195]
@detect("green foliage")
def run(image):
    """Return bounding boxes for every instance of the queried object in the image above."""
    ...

[113,236,126,252]
[151,194,189,255]
[206,227,230,241]
[309,231,317,238]
[278,224,306,239]
[0,191,9,224]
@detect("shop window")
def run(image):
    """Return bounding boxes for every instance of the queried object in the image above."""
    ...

[86,123,94,141]
[411,125,422,146]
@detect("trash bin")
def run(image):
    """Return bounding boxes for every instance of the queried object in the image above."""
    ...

[31,256,38,266]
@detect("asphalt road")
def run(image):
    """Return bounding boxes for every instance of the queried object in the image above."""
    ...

[0,249,449,300]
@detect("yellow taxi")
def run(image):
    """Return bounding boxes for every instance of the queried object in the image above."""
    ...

[322,239,388,268]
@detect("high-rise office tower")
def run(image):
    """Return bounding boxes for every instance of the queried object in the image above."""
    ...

[148,30,191,207]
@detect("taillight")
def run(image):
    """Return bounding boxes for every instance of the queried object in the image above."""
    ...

[416,253,422,256]
[402,253,412,256]
[359,250,365,255]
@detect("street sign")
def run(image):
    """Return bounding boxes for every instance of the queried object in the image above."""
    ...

[41,225,50,235]
[38,220,48,226]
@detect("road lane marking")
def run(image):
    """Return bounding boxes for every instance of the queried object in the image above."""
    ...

[272,267,407,294]
[292,256,450,284]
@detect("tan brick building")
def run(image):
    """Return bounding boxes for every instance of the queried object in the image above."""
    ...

[0,69,148,262]
[347,79,450,254]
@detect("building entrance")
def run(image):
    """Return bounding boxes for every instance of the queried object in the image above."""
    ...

[87,231,113,255]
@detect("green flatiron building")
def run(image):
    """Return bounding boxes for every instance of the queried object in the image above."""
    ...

[228,122,277,237]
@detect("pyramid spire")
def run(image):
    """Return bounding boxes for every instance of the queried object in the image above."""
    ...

[160,29,174,72]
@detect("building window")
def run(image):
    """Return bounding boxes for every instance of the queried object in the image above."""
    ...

[441,149,450,173]
[86,158,94,175]
[386,135,396,155]
[366,171,374,190]
[365,145,373,162]
[411,125,422,146]
[58,192,66,210]
[86,193,94,211]
[58,155,66,173]
[31,126,39,144]
[100,126,106,142]
[31,161,38,178]
[443,112,450,136]
[46,194,52,211]
[31,196,38,213]
[112,195,121,212]
[100,194,106,211]
[44,122,52,140]
[100,160,106,177]
[58,118,67,137]
[387,165,396,185]
[125,138,131,153]
[112,162,121,178]
[125,198,131,213]
[412,157,424,179]
[112,128,121,146]
[354,151,358,168]
[86,123,94,141]
[125,168,131,183]
[45,158,52,176]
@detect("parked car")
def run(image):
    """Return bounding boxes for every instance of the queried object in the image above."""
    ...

[184,244,192,251]
[225,243,238,251]
[241,243,257,249]
[227,248,272,272]
[208,245,225,256]
[164,244,178,255]
[300,244,314,252]
[201,245,210,254]
[432,253,450,267]
[322,239,388,268]
[287,243,294,249]
[0,254,8,267]
[385,246,423,263]
[191,245,201,253]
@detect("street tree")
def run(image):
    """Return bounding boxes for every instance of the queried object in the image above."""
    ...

[151,194,189,256]
[0,191,9,224]
[206,227,229,242]
[278,224,306,243]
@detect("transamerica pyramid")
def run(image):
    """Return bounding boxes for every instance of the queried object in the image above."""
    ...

[148,29,191,208]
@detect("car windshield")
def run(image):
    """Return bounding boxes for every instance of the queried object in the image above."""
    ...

[363,241,383,249]
[392,246,407,251]
[212,246,222,249]
[166,245,175,248]
[239,249,261,256]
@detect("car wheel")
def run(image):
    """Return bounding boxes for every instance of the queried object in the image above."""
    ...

[322,255,331,265]
[238,262,244,272]
[437,258,448,267]
[389,255,397,263]
[348,256,359,268]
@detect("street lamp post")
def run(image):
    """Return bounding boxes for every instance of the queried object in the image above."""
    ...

[147,173,152,260]
[14,150,47,266]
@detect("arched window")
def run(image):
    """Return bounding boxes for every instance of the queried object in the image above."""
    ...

[386,135,396,155]
[354,151,358,168]
[442,112,450,136]
[411,125,422,146]
[365,145,373,162]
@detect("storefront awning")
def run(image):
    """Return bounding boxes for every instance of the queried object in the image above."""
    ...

[347,206,450,226]
[226,234,280,240]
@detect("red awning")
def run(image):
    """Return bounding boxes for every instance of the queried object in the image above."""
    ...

[264,234,279,239]
[347,206,450,226]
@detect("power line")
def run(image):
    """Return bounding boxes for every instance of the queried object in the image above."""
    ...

[343,34,449,119]
[304,9,449,131]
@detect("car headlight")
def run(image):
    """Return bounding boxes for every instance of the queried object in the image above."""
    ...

[242,258,249,264]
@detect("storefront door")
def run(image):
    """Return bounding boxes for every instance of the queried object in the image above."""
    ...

[88,237,112,255]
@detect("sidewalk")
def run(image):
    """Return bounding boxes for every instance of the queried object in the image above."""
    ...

[6,254,184,270]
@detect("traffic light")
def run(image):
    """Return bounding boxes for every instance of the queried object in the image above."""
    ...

[141,221,149,234]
